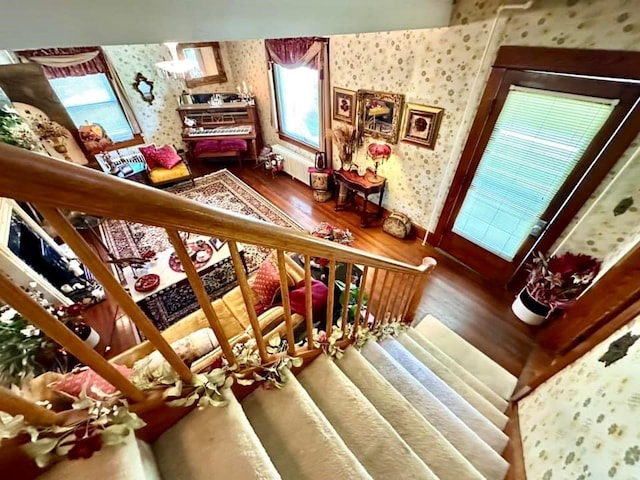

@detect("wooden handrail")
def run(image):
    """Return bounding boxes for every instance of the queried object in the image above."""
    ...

[0,144,427,275]
[0,272,145,402]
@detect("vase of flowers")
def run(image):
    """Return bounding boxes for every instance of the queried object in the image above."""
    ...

[331,125,358,171]
[512,251,601,325]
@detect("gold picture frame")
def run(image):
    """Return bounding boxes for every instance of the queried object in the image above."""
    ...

[400,103,444,149]
[356,89,405,144]
[332,87,356,124]
[177,42,228,88]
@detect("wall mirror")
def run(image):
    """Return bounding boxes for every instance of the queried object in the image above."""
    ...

[133,72,155,105]
[357,89,405,144]
[177,42,228,88]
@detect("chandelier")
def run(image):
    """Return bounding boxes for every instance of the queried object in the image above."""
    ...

[155,42,196,78]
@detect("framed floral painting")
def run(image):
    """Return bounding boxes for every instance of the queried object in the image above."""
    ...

[332,87,356,124]
[400,103,444,149]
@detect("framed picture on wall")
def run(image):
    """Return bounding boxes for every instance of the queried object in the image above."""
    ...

[332,87,356,124]
[400,103,444,149]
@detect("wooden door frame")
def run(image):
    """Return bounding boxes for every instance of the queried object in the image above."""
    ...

[429,46,640,287]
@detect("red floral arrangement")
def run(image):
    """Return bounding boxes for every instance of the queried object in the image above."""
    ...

[311,222,354,267]
[526,251,601,312]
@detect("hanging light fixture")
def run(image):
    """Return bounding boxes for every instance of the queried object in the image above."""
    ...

[155,42,196,78]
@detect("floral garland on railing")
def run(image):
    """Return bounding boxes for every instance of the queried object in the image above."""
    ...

[0,387,145,468]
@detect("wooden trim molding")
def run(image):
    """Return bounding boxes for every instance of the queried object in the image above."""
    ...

[494,46,640,80]
[504,402,527,480]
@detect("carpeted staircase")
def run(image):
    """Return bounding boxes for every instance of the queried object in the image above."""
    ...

[39,316,518,480]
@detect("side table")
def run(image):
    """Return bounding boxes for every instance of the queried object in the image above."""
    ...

[334,167,386,227]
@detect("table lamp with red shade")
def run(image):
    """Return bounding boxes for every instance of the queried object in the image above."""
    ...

[366,141,392,178]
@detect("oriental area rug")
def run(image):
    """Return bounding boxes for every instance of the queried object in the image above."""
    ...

[100,169,303,329]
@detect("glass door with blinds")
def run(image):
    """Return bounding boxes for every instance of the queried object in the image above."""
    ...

[434,70,632,283]
[452,87,616,260]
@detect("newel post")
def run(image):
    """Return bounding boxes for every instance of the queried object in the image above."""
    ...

[403,257,437,323]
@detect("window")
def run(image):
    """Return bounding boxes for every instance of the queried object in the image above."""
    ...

[273,64,320,150]
[49,73,134,143]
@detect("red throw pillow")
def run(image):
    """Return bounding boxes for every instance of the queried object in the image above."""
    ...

[139,144,158,169]
[153,145,183,169]
[50,365,133,399]
[288,279,329,317]
[252,260,281,307]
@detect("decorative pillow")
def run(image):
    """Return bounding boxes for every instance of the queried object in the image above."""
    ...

[50,365,133,399]
[153,145,183,169]
[138,144,158,169]
[251,259,282,307]
[288,279,329,317]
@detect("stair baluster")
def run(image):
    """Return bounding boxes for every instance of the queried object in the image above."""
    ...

[325,259,337,336]
[404,258,438,322]
[167,229,238,366]
[380,271,400,323]
[36,206,194,383]
[303,255,314,349]
[373,270,392,326]
[0,387,62,426]
[227,240,269,363]
[353,266,369,335]
[364,268,379,328]
[340,263,353,335]
[276,250,296,356]
[0,272,145,402]
[389,273,409,322]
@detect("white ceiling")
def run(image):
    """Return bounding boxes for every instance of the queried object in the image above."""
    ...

[0,0,453,49]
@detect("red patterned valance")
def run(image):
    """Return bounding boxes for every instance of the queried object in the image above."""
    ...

[15,46,108,78]
[265,37,327,70]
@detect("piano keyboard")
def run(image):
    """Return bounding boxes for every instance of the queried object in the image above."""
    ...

[186,125,252,137]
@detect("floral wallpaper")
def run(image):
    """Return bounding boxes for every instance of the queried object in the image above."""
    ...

[102,42,235,147]
[519,312,640,480]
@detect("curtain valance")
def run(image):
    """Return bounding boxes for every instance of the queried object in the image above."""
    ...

[16,47,108,78]
[265,37,327,70]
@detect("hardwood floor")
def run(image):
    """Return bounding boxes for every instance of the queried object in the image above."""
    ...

[80,160,547,378]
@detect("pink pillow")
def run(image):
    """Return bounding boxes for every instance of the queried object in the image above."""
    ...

[50,365,132,399]
[139,144,158,169]
[252,260,281,307]
[288,279,328,317]
[153,145,183,169]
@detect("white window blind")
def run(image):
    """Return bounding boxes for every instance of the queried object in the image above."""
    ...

[50,73,134,143]
[273,64,320,149]
[452,86,616,260]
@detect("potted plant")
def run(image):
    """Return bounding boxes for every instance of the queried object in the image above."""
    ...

[512,251,601,325]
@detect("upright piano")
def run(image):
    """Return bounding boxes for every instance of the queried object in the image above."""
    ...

[178,101,263,165]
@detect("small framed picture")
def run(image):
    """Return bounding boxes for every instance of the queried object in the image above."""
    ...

[333,87,357,124]
[400,103,444,149]
[209,237,226,251]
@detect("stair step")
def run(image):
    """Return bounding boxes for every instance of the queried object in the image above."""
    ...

[414,315,518,400]
[298,354,438,480]
[242,368,372,480]
[397,333,509,429]
[153,389,281,480]
[335,346,484,480]
[361,341,509,480]
[37,432,160,480]
[381,337,509,453]
[406,328,509,412]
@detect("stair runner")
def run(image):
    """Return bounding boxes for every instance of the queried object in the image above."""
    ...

[39,316,518,480]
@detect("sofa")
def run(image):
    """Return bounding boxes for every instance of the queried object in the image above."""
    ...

[110,253,307,370]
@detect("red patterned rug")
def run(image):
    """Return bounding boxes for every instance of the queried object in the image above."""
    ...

[100,169,303,275]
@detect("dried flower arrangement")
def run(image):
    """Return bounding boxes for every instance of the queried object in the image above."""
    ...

[33,118,69,140]
[331,124,358,169]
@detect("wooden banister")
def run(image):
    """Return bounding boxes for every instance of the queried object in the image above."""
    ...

[0,387,61,426]
[276,250,296,356]
[0,144,429,276]
[325,260,337,336]
[0,272,145,402]
[374,270,392,325]
[364,268,379,328]
[304,255,314,348]
[38,207,193,383]
[227,241,268,362]
[167,229,237,366]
